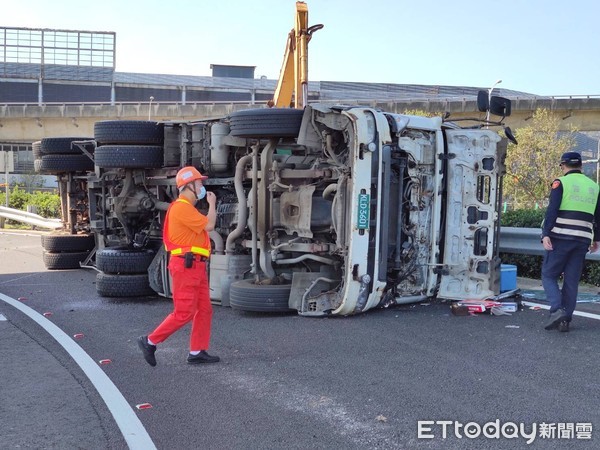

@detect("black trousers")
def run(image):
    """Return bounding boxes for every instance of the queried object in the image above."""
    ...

[541,238,589,321]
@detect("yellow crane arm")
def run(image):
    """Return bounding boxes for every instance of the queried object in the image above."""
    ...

[270,2,323,109]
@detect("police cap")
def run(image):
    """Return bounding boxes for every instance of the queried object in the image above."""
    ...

[560,151,582,165]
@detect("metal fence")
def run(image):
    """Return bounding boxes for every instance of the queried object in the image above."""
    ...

[499,227,600,261]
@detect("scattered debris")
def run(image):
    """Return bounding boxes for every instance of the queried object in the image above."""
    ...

[490,306,511,316]
[375,414,388,423]
[450,304,471,316]
[136,403,152,410]
[452,299,520,316]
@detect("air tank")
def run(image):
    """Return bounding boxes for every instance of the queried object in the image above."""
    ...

[210,123,230,173]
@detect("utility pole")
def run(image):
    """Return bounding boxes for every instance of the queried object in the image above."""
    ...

[2,151,14,206]
[148,96,154,121]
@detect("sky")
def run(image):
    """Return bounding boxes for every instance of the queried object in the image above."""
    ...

[3,0,600,96]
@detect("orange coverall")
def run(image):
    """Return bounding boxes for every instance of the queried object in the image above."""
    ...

[148,197,212,351]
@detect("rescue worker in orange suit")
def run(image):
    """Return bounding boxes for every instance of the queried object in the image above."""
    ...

[138,166,220,365]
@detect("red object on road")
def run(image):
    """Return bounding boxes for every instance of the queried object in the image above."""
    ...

[136,403,153,410]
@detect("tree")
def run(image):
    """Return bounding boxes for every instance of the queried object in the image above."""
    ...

[401,108,442,118]
[17,172,45,193]
[503,108,576,207]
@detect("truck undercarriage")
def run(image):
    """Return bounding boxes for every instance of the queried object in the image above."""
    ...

[36,104,508,316]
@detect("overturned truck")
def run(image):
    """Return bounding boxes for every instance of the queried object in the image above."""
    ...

[38,102,511,316]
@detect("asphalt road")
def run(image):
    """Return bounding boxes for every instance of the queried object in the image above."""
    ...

[1,231,599,449]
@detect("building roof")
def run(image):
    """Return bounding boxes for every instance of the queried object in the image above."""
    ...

[112,71,538,99]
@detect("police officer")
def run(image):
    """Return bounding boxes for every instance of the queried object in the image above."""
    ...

[542,151,600,332]
[138,166,220,365]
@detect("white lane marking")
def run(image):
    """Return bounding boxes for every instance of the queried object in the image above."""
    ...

[523,300,600,320]
[0,293,156,450]
[0,274,41,285]
[0,313,6,321]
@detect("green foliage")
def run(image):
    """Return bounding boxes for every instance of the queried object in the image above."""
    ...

[7,186,61,219]
[500,253,542,279]
[401,109,443,118]
[30,191,61,218]
[8,185,29,211]
[583,261,600,287]
[503,108,577,205]
[501,208,546,228]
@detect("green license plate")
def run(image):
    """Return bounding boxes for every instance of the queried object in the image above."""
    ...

[357,193,370,229]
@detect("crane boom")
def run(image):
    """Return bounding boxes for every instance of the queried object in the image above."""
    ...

[270,2,323,109]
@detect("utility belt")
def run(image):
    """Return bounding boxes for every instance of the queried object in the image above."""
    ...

[176,252,209,268]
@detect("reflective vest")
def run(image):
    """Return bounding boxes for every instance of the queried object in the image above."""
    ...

[550,173,599,243]
[163,198,211,257]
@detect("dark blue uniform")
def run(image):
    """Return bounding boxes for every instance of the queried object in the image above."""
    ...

[541,169,600,322]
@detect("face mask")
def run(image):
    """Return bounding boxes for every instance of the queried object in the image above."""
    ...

[197,186,206,200]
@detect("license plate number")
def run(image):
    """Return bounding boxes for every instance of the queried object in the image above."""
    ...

[357,193,370,229]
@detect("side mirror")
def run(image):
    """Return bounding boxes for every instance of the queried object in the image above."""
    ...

[490,96,512,117]
[477,90,489,113]
[504,126,518,145]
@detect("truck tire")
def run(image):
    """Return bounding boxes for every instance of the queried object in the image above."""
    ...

[32,141,42,159]
[94,120,164,145]
[43,251,89,270]
[96,273,155,298]
[39,154,94,173]
[40,137,93,155]
[229,280,292,312]
[96,248,155,274]
[94,145,163,169]
[41,234,95,252]
[229,108,304,138]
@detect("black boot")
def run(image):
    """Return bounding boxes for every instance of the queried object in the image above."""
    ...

[138,336,157,366]
[187,350,220,364]
[544,310,563,330]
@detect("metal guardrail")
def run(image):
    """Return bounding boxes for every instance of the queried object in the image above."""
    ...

[0,217,593,263]
[0,215,592,257]
[0,206,62,230]
[0,100,269,108]
[499,227,600,261]
[1,95,600,108]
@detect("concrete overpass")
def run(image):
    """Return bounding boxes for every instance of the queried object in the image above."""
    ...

[2,95,600,142]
